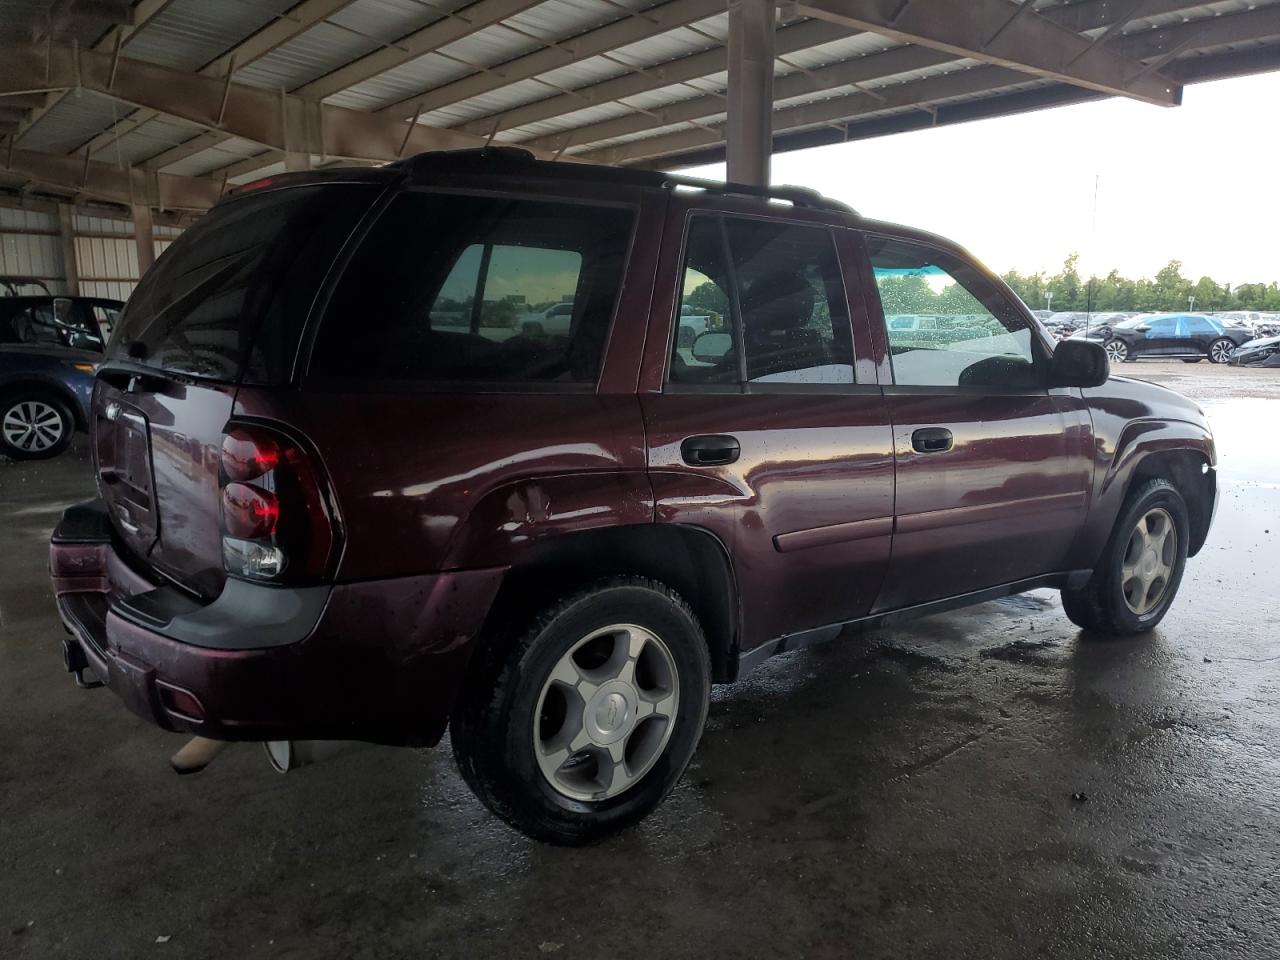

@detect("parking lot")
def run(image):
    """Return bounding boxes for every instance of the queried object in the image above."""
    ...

[2,360,1277,960]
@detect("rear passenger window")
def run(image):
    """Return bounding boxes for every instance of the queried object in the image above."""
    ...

[311,193,635,385]
[670,216,855,386]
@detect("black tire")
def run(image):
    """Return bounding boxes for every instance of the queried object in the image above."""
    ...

[1061,478,1190,635]
[0,390,74,460]
[451,576,711,844]
[1181,358,1202,364]
[1208,338,1235,364]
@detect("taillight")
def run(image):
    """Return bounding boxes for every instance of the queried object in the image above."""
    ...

[218,424,337,583]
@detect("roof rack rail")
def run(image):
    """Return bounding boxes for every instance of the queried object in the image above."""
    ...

[662,174,857,215]
[399,148,856,215]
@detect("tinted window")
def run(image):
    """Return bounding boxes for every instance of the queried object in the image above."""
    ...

[0,301,59,346]
[312,192,633,384]
[110,184,377,383]
[868,236,1038,388]
[670,216,855,386]
[1182,315,1220,336]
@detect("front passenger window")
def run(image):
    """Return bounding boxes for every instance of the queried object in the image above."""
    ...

[868,236,1038,389]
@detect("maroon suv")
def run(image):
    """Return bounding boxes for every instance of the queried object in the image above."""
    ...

[50,149,1217,843]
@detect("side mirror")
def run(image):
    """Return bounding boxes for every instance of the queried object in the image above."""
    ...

[691,331,733,363]
[1050,338,1109,388]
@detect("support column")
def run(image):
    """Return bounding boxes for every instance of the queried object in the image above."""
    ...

[57,203,79,296]
[726,0,776,186]
[132,204,155,277]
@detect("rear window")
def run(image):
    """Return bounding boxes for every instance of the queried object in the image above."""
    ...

[309,191,635,385]
[109,184,377,383]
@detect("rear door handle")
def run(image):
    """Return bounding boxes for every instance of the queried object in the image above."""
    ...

[681,434,741,466]
[911,427,953,453]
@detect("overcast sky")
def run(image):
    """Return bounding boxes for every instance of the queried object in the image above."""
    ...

[679,72,1280,286]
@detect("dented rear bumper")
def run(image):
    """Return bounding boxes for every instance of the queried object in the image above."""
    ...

[50,499,505,746]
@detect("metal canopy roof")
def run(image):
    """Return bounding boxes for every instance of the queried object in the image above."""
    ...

[1,0,1279,211]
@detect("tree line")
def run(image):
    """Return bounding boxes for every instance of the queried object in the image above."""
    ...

[1000,254,1280,313]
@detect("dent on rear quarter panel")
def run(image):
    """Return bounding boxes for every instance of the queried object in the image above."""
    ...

[230,390,651,581]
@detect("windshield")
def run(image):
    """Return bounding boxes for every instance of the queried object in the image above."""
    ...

[109,184,377,383]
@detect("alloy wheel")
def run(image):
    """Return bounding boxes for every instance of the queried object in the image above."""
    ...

[533,623,679,802]
[1120,507,1177,615]
[1105,340,1128,363]
[2,400,64,453]
[1209,339,1234,363]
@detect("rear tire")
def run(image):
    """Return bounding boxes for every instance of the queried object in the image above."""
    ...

[1061,478,1189,635]
[1181,358,1202,364]
[0,391,74,460]
[451,576,711,844]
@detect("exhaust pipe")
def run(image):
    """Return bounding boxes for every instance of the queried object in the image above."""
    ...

[264,740,357,773]
[170,736,230,775]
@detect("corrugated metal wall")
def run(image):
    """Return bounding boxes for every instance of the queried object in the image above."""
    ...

[74,215,183,301]
[0,207,67,294]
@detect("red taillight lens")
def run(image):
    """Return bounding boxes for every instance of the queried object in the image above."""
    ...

[218,424,338,584]
[221,429,280,482]
[221,482,279,539]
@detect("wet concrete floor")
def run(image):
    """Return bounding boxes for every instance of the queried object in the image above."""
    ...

[1,362,1277,959]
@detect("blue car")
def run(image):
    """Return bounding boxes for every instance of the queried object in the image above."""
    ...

[0,296,122,460]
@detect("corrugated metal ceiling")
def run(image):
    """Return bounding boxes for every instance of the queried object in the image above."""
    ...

[5,0,1280,181]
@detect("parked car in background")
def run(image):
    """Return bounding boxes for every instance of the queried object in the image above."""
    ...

[1071,312,1253,363]
[50,150,1218,843]
[1229,334,1280,367]
[0,294,120,458]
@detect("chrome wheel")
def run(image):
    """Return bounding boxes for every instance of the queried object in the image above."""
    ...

[533,623,679,802]
[1209,339,1234,363]
[1120,507,1177,615]
[1105,340,1128,363]
[2,400,64,453]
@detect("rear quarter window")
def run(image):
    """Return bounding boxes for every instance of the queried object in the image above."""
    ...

[109,183,378,383]
[308,191,635,386]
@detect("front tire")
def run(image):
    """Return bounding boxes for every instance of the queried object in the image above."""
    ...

[451,576,711,844]
[1061,478,1190,635]
[0,391,74,460]
[1208,338,1234,363]
[1104,339,1129,364]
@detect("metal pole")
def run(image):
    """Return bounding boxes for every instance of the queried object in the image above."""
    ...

[726,0,775,186]
[132,203,155,277]
[57,203,80,296]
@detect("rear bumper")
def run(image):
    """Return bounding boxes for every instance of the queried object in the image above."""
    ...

[50,500,505,746]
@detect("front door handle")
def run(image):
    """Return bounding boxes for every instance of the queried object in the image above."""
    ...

[681,434,741,466]
[911,427,953,453]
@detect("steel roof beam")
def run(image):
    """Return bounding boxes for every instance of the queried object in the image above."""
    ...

[0,43,550,167]
[580,62,1033,164]
[14,0,178,144]
[792,0,1181,106]
[463,0,1212,143]
[292,0,548,101]
[0,146,225,210]
[580,0,1275,167]
[519,43,952,152]
[83,0,364,167]
[454,17,847,138]
[374,0,728,122]
[200,0,729,181]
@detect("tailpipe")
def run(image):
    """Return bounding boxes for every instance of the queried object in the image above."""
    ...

[170,736,230,775]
